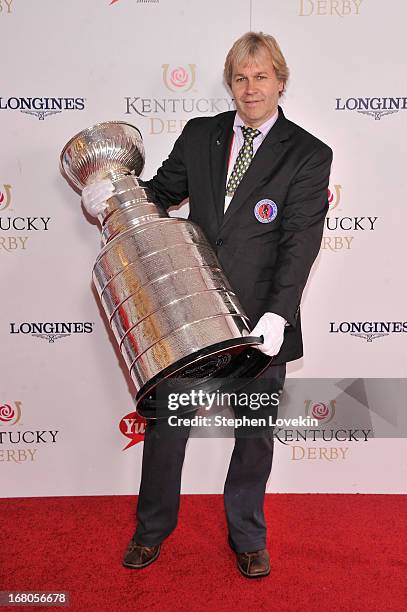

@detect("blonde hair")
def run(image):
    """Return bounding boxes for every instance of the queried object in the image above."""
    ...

[224,32,289,94]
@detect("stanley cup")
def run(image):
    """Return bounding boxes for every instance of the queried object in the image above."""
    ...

[60,121,271,418]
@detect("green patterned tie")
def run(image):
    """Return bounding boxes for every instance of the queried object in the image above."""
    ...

[226,126,261,197]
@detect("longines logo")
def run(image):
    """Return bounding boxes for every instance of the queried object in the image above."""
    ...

[0,97,86,120]
[329,321,407,342]
[120,411,146,449]
[125,65,234,135]
[321,183,379,253]
[0,183,51,253]
[9,321,95,343]
[335,97,407,120]
[0,0,13,14]
[0,401,59,464]
[299,0,363,16]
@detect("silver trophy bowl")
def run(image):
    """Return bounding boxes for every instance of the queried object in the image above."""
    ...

[60,121,271,418]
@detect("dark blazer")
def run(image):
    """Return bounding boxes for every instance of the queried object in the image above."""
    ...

[144,107,333,364]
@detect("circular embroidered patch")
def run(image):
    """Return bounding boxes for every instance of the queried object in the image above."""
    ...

[254,199,278,224]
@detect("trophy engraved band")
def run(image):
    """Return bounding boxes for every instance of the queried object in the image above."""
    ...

[60,121,271,418]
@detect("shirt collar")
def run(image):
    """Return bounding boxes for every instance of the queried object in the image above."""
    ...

[233,109,279,139]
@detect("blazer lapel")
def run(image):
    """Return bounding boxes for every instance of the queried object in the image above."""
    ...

[220,108,294,230]
[209,112,235,226]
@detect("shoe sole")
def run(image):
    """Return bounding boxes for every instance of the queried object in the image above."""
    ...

[122,546,161,570]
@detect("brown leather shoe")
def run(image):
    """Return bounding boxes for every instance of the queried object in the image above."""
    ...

[122,538,161,569]
[236,549,270,578]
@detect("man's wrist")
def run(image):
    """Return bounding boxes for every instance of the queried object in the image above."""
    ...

[268,312,287,327]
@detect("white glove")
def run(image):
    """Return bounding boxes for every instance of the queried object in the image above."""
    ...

[251,312,287,357]
[81,179,114,217]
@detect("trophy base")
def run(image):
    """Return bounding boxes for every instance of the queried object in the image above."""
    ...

[135,337,272,419]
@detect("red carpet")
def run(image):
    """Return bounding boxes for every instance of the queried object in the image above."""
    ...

[1,494,406,611]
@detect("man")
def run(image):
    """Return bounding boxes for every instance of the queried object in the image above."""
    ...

[83,32,332,578]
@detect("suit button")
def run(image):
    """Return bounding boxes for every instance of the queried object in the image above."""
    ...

[216,238,223,246]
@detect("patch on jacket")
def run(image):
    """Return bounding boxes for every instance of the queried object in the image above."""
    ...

[254,199,278,224]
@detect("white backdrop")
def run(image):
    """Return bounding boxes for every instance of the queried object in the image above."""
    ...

[1,0,406,496]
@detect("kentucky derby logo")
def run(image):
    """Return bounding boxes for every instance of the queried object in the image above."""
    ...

[120,410,146,450]
[0,184,12,211]
[0,401,22,426]
[304,400,336,425]
[162,64,196,93]
[254,199,277,224]
[327,184,341,210]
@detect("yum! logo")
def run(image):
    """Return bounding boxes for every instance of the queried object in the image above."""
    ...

[162,64,196,93]
[119,410,146,449]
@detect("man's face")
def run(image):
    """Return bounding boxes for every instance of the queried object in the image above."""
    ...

[230,47,283,128]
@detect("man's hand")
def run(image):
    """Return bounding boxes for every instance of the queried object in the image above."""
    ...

[251,312,287,357]
[81,179,114,217]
